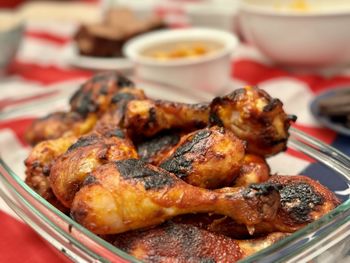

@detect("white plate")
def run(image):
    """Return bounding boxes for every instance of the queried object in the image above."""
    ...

[62,42,134,71]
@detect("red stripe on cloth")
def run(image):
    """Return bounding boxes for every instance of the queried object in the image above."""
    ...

[25,31,71,46]
[0,117,36,147]
[233,59,350,94]
[286,123,337,163]
[0,211,70,263]
[8,61,92,85]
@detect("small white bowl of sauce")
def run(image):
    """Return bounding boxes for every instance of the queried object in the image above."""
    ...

[124,28,238,92]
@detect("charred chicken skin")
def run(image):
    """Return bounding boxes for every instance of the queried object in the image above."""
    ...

[25,72,139,145]
[159,126,246,189]
[50,129,137,208]
[25,74,145,209]
[112,221,288,263]
[25,112,84,146]
[136,130,181,165]
[255,175,341,233]
[69,71,135,117]
[25,135,77,212]
[174,175,340,237]
[71,159,280,235]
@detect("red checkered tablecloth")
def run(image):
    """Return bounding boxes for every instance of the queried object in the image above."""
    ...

[1,2,350,263]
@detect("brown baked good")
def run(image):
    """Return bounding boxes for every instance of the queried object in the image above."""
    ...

[74,8,165,57]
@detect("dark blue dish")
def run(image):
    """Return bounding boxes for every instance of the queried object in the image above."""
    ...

[310,87,350,136]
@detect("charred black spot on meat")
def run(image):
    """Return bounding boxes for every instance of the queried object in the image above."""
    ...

[70,203,88,221]
[280,183,324,223]
[99,83,109,95]
[111,93,136,104]
[83,174,98,186]
[263,98,281,112]
[209,111,224,127]
[137,131,180,162]
[90,71,113,83]
[117,75,134,88]
[106,128,125,138]
[42,165,51,176]
[243,183,281,198]
[67,134,99,152]
[148,107,157,125]
[72,90,98,116]
[200,259,216,263]
[69,88,81,106]
[115,159,174,190]
[160,129,212,178]
[288,114,298,122]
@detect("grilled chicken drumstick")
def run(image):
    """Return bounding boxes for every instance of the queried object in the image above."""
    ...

[124,99,209,140]
[124,86,295,156]
[112,222,288,263]
[173,175,340,237]
[159,126,246,189]
[25,75,145,209]
[25,72,138,145]
[71,159,280,235]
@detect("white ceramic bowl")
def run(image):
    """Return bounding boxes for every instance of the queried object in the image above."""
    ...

[123,28,238,92]
[0,13,24,71]
[239,0,350,67]
[185,1,240,33]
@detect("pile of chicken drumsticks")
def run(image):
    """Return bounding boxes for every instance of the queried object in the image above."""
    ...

[24,72,340,262]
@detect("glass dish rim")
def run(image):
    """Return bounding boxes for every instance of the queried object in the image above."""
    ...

[0,88,350,263]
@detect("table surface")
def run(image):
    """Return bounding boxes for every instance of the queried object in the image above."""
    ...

[1,2,350,263]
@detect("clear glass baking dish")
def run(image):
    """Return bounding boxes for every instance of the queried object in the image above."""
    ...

[0,81,349,263]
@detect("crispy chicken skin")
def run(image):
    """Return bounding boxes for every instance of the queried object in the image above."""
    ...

[210,86,296,156]
[71,159,280,235]
[123,86,294,156]
[25,72,139,145]
[232,154,270,187]
[257,175,341,233]
[25,112,83,146]
[112,222,288,263]
[93,87,147,133]
[124,100,209,139]
[50,129,137,208]
[25,75,145,209]
[69,71,135,117]
[25,135,77,212]
[136,130,181,165]
[159,126,246,189]
[176,175,341,237]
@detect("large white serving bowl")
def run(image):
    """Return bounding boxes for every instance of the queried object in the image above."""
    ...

[0,12,24,72]
[123,28,238,92]
[239,0,350,67]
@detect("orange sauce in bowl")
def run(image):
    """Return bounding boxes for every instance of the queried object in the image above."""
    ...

[142,41,223,60]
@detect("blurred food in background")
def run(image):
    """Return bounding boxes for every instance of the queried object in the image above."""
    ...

[239,0,350,67]
[124,28,238,92]
[74,8,165,58]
